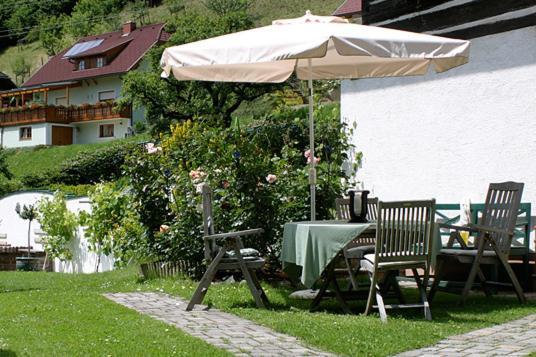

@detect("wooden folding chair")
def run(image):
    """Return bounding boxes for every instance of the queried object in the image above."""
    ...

[361,200,436,322]
[186,184,269,311]
[429,182,526,305]
[335,197,378,290]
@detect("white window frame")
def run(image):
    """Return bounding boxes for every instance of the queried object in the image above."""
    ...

[78,60,85,70]
[19,127,32,141]
[99,124,114,138]
[98,90,115,102]
[96,57,105,68]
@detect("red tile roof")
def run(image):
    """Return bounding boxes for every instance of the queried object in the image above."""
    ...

[333,0,362,16]
[24,23,168,87]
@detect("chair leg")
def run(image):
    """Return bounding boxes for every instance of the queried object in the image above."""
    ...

[344,256,359,291]
[250,269,270,307]
[495,250,526,304]
[186,249,226,311]
[375,284,388,323]
[413,269,432,321]
[460,254,482,306]
[364,270,377,316]
[365,269,387,322]
[428,258,444,302]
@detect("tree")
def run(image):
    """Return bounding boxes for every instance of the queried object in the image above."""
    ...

[38,15,67,56]
[128,0,150,25]
[15,203,38,257]
[120,1,281,130]
[67,0,123,38]
[11,55,31,85]
[37,192,78,270]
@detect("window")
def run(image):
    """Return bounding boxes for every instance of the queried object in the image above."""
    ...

[78,60,85,71]
[96,57,105,68]
[99,124,114,138]
[98,90,115,102]
[20,127,32,141]
[55,97,67,106]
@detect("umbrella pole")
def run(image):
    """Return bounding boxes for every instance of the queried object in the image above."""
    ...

[308,59,316,221]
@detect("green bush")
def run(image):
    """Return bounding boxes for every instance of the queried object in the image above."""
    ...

[54,143,136,185]
[120,103,358,274]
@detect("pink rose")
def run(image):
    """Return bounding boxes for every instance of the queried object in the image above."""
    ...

[304,149,311,158]
[266,174,277,184]
[307,156,320,164]
[145,143,162,154]
[222,180,230,189]
[189,169,206,181]
[159,224,170,233]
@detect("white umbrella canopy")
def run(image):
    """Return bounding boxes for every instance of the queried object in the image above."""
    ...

[160,10,471,220]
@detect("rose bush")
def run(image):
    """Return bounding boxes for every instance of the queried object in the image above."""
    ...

[119,103,359,276]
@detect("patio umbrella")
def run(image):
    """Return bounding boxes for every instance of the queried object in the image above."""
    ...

[160,11,470,220]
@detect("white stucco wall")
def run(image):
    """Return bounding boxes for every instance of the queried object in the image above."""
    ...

[0,191,114,273]
[74,118,130,144]
[47,76,123,106]
[1,123,48,148]
[341,26,536,209]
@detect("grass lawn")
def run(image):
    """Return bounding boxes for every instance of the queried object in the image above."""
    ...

[0,268,535,356]
[5,135,149,180]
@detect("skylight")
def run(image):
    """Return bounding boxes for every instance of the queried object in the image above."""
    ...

[63,39,104,58]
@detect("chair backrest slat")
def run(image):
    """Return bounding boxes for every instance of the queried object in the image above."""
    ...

[201,184,217,261]
[479,182,524,253]
[335,197,379,221]
[375,200,436,264]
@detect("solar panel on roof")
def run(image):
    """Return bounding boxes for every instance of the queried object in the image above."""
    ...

[63,39,104,58]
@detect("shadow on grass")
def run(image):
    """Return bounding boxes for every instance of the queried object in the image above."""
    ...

[0,288,42,294]
[227,284,535,323]
[0,350,16,356]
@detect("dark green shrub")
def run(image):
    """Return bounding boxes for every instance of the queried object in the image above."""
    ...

[53,143,136,185]
[20,172,52,188]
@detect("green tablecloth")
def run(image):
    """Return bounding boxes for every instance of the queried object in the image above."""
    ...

[282,220,373,288]
[282,220,441,288]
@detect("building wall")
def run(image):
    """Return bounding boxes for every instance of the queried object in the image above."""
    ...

[341,26,536,208]
[46,75,123,106]
[74,118,130,144]
[0,191,114,273]
[1,123,48,148]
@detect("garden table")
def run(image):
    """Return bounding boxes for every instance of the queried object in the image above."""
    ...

[282,220,441,313]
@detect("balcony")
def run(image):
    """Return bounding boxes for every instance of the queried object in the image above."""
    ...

[68,102,132,123]
[0,102,132,127]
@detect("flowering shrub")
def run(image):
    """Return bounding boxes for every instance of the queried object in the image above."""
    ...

[120,103,358,274]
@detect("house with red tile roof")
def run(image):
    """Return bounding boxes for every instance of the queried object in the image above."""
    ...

[332,0,362,23]
[0,22,168,148]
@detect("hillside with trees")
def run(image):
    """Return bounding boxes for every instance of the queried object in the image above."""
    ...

[0,0,341,83]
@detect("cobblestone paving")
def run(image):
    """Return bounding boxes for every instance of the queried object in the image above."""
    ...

[396,314,536,357]
[105,292,334,357]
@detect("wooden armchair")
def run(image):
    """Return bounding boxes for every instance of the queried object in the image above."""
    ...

[335,197,378,290]
[428,182,526,304]
[186,184,269,311]
[361,200,436,322]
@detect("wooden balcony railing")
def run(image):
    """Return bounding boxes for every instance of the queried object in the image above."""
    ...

[0,102,132,127]
[0,106,69,126]
[68,102,132,123]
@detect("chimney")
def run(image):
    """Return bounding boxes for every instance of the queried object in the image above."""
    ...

[122,21,136,35]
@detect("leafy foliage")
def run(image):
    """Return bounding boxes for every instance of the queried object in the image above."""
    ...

[120,104,358,273]
[66,0,124,38]
[79,184,146,270]
[120,1,280,131]
[38,15,67,56]
[36,192,78,261]
[15,202,38,256]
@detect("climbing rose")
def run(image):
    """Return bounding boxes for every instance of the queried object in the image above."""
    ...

[266,174,277,184]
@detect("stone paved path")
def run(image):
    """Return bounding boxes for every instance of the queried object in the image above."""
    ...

[396,314,536,357]
[105,292,334,357]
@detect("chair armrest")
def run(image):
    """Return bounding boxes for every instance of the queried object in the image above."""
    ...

[204,228,264,241]
[467,224,511,237]
[438,223,475,232]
